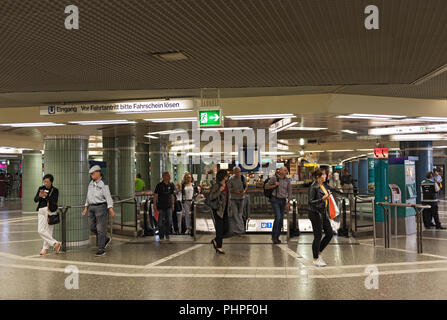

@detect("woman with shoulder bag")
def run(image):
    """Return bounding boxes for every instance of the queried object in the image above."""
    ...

[208,170,229,254]
[308,169,334,267]
[34,174,61,255]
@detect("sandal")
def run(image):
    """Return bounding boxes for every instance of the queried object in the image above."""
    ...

[54,242,61,254]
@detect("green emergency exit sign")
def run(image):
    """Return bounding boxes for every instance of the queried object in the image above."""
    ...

[198,109,222,127]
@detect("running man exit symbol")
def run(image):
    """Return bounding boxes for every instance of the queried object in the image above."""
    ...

[198,109,222,127]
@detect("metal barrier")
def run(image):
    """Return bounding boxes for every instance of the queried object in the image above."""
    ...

[59,197,137,252]
[377,202,430,254]
[353,194,375,233]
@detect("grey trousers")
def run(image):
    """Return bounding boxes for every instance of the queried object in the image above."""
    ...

[88,204,109,251]
[229,199,245,235]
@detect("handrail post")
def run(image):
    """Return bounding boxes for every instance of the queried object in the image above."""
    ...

[134,198,138,236]
[192,201,196,241]
[61,207,67,252]
[121,201,124,231]
[372,197,376,247]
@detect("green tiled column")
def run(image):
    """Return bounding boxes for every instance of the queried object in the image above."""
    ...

[103,137,118,196]
[44,135,90,247]
[117,136,136,223]
[8,159,21,198]
[149,142,167,190]
[21,151,43,213]
[136,143,149,189]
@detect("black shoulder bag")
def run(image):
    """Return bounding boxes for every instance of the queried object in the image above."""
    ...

[47,188,60,225]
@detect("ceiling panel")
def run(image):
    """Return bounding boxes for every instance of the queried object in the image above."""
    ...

[0,0,446,99]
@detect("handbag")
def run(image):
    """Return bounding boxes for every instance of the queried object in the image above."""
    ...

[46,188,60,225]
[174,200,183,212]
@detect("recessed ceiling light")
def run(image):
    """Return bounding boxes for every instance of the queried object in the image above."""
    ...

[286,127,327,131]
[144,135,159,139]
[145,117,197,123]
[390,134,446,141]
[199,127,251,131]
[152,51,188,62]
[341,130,358,134]
[225,114,296,120]
[69,120,136,125]
[337,114,406,120]
[0,122,66,127]
[417,117,447,122]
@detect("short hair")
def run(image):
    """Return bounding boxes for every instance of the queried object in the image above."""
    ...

[426,172,434,179]
[313,169,324,179]
[216,169,228,183]
[162,171,170,177]
[136,173,142,178]
[43,174,54,183]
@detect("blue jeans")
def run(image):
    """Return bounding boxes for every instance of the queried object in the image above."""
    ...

[158,208,172,238]
[270,197,286,240]
[88,204,109,251]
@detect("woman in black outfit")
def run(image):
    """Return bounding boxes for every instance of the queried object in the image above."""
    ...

[308,169,333,267]
[34,174,61,255]
[208,169,229,254]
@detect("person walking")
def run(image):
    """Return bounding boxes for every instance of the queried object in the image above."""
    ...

[228,166,248,236]
[209,169,229,254]
[340,169,354,195]
[153,171,175,241]
[34,174,61,255]
[265,166,292,244]
[308,169,334,267]
[181,172,199,235]
[421,172,446,230]
[82,165,115,257]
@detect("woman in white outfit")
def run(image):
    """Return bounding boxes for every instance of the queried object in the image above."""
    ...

[33,174,61,255]
[181,172,199,235]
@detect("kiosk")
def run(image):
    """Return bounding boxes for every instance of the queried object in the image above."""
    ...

[388,157,418,234]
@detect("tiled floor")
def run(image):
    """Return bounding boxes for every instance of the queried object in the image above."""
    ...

[1,199,447,299]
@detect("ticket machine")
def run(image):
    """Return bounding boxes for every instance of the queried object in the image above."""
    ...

[388,184,402,203]
[388,157,418,234]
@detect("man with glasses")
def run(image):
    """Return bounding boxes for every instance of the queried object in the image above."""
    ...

[82,165,115,256]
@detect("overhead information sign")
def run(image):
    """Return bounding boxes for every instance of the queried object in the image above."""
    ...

[40,99,194,115]
[198,109,222,127]
[374,148,389,159]
[369,124,447,136]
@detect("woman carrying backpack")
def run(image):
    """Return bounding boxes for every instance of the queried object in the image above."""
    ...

[34,174,61,255]
[208,170,229,254]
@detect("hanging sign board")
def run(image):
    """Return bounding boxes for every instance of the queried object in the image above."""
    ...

[41,99,194,115]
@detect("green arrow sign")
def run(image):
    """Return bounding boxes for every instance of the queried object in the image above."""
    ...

[198,109,222,127]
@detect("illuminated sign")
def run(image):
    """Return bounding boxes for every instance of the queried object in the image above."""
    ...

[373,148,388,159]
[41,99,194,115]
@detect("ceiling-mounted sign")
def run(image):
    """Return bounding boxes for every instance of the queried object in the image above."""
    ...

[369,124,447,136]
[198,109,222,127]
[373,148,388,159]
[40,99,194,116]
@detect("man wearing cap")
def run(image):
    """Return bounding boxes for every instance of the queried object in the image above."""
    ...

[82,165,115,256]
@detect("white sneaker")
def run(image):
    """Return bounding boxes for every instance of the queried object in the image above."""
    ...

[318,256,327,267]
[312,259,324,267]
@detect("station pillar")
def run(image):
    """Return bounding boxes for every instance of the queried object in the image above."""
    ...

[358,158,368,194]
[374,157,389,237]
[7,159,21,198]
[103,136,118,196]
[400,141,433,203]
[117,136,136,222]
[44,135,90,247]
[136,143,150,190]
[149,141,167,190]
[21,150,43,213]
[352,160,359,191]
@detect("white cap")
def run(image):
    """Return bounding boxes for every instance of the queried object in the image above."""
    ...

[89,165,101,174]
